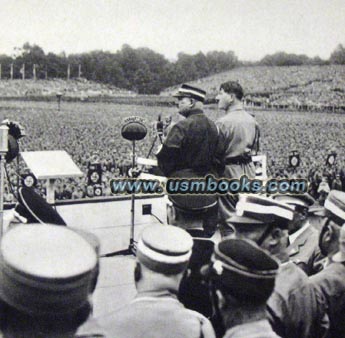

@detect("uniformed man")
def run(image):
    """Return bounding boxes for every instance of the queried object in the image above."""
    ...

[273,193,322,275]
[215,81,259,224]
[310,190,345,338]
[227,195,328,338]
[2,187,104,337]
[3,186,67,230]
[166,173,220,318]
[0,224,103,338]
[167,169,219,237]
[102,225,216,338]
[202,238,280,338]
[156,83,219,177]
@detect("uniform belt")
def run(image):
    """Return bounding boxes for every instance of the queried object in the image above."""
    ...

[225,154,252,165]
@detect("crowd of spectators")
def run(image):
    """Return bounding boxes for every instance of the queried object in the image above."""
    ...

[0,99,344,205]
[1,64,345,204]
[163,65,345,111]
[0,79,133,98]
[2,101,171,203]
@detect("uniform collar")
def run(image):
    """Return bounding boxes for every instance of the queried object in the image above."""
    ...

[227,102,244,113]
[224,319,275,338]
[289,221,310,244]
[135,289,178,300]
[180,108,204,118]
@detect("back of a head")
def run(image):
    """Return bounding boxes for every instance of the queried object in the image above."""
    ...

[135,225,193,290]
[220,81,244,100]
[208,238,279,305]
[0,225,98,337]
[167,170,218,234]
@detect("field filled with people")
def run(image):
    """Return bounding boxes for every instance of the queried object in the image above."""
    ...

[163,65,345,110]
[0,99,343,203]
[2,65,345,111]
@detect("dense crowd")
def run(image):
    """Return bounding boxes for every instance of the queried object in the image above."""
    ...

[0,79,133,98]
[164,65,345,110]
[2,102,172,203]
[1,99,344,204]
[2,82,345,338]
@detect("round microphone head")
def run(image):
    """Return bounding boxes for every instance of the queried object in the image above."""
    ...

[121,117,147,141]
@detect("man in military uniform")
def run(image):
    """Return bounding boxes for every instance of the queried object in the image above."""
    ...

[215,81,260,224]
[310,190,345,338]
[102,225,216,338]
[0,224,104,338]
[156,83,219,177]
[166,175,220,318]
[202,238,280,338]
[273,193,322,275]
[227,195,328,338]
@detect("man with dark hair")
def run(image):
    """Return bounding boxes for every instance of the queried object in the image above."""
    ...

[227,195,328,338]
[202,238,280,338]
[215,81,259,225]
[156,83,219,177]
[102,225,216,338]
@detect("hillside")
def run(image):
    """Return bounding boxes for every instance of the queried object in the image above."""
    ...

[162,65,345,108]
[0,78,133,99]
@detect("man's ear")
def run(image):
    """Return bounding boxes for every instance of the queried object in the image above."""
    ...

[322,225,333,244]
[189,98,196,108]
[166,203,177,225]
[267,227,283,248]
[134,262,142,282]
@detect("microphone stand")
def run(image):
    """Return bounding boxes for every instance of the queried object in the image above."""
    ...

[103,139,138,257]
[102,116,147,257]
[0,125,8,238]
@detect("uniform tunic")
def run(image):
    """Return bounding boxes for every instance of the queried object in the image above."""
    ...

[75,316,107,338]
[215,107,259,220]
[287,221,321,275]
[156,109,219,177]
[178,229,216,318]
[223,319,281,338]
[101,290,216,338]
[267,261,328,338]
[310,261,345,338]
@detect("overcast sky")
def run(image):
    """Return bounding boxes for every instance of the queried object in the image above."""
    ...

[0,0,344,61]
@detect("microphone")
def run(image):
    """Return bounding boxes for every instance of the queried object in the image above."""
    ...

[0,125,9,154]
[121,116,147,141]
[0,120,25,163]
[156,114,164,136]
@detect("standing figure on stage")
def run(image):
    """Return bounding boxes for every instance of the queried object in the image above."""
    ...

[215,81,259,224]
[156,84,219,178]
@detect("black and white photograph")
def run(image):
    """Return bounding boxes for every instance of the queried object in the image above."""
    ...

[0,0,344,337]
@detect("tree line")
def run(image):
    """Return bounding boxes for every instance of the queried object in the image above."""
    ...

[0,42,344,94]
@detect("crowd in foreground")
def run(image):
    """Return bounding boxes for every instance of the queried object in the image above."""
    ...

[1,182,345,337]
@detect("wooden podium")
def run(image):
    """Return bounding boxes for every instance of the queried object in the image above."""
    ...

[21,150,83,204]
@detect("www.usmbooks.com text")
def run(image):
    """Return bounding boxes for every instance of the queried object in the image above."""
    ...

[110,175,308,195]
